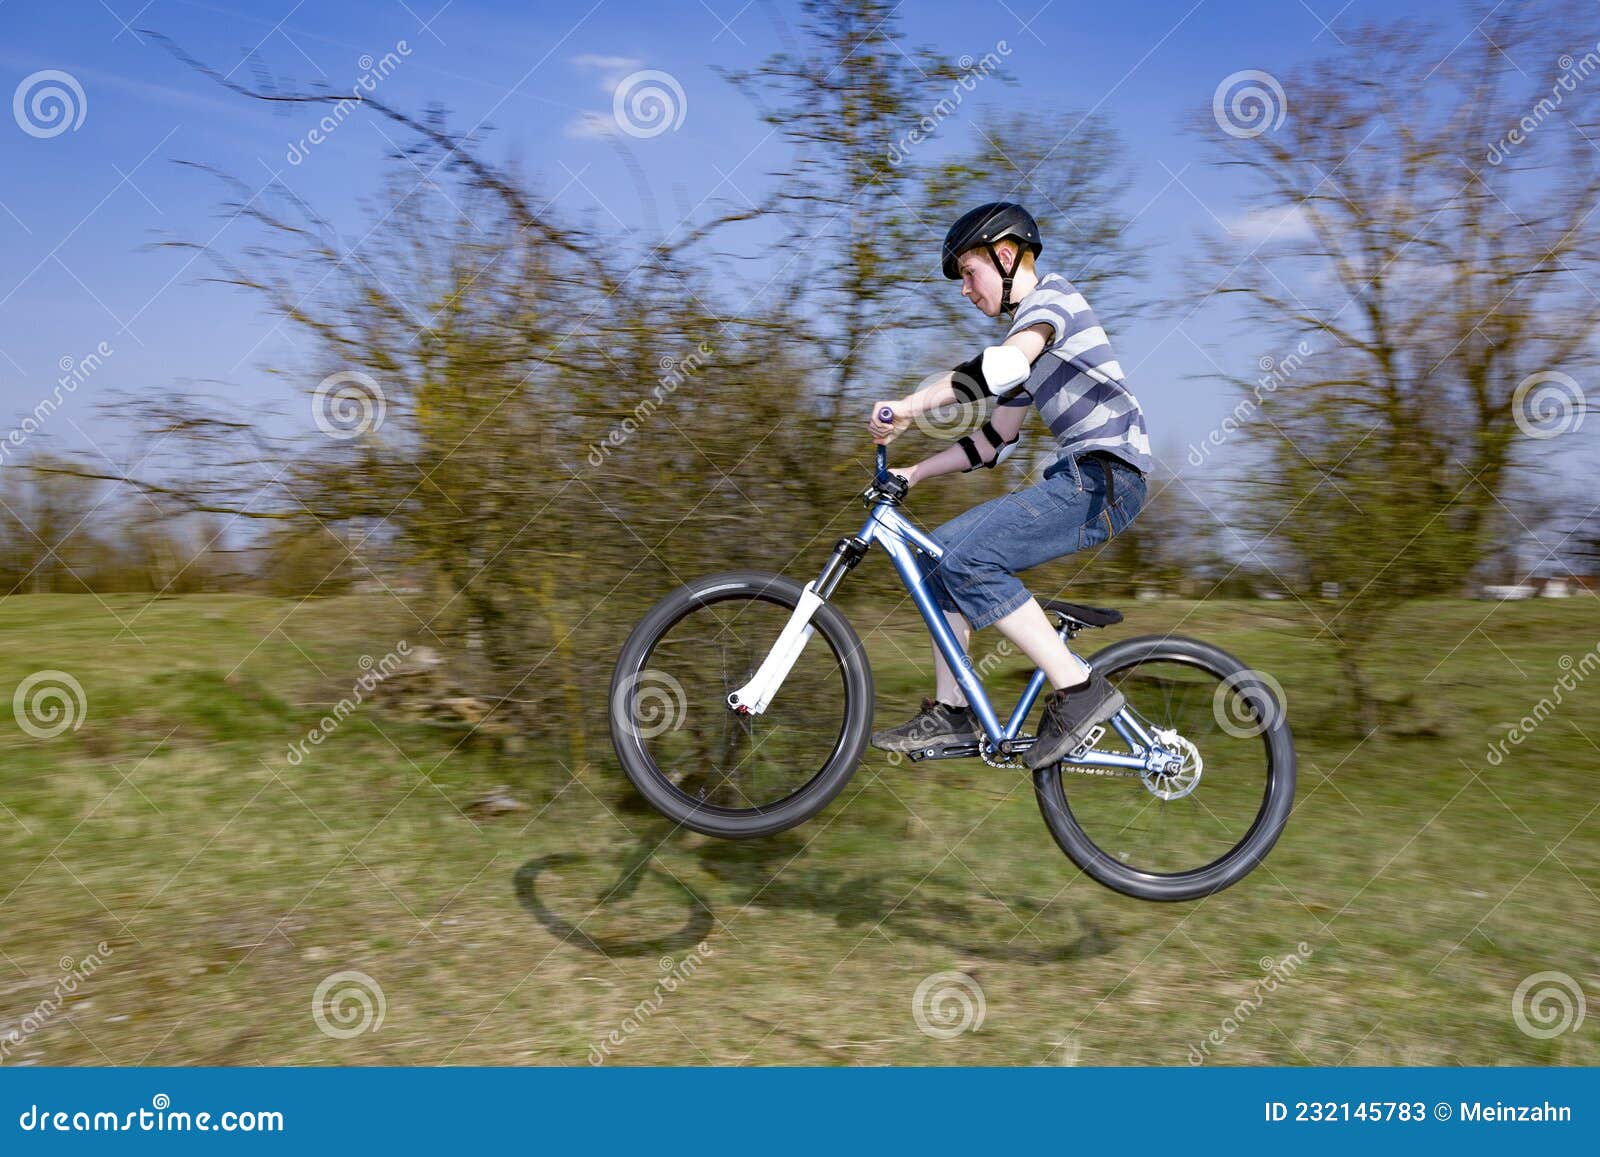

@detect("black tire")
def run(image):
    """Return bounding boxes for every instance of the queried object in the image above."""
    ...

[609,571,874,839]
[1033,634,1296,901]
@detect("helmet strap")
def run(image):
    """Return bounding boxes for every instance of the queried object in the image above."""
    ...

[985,243,1020,315]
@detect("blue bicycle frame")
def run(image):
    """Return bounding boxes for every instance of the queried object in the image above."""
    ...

[804,444,1164,770]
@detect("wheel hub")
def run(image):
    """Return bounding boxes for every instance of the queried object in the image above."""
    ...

[1144,728,1202,799]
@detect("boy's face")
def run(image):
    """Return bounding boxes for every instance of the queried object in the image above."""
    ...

[956,243,1016,318]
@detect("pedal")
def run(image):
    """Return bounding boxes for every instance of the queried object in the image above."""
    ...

[1064,724,1106,762]
[905,741,982,762]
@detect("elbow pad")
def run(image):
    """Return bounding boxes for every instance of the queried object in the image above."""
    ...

[957,419,1022,472]
[951,345,1031,402]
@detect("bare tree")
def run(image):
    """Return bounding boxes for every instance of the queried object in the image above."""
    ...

[1197,7,1600,729]
[41,11,1151,770]
[722,0,970,419]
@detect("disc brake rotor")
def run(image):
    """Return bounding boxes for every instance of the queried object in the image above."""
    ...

[1144,728,1202,799]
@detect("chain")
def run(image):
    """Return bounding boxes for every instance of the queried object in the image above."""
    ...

[979,744,1018,768]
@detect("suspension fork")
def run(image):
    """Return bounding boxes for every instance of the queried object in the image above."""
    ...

[725,535,868,715]
[814,534,870,600]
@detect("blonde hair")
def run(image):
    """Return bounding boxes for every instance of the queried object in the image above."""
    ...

[961,236,1035,274]
[995,237,1036,271]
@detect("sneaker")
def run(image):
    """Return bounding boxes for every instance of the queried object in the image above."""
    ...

[1024,672,1125,769]
[869,697,980,753]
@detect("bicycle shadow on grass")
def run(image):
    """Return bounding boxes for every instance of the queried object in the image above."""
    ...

[691,837,1111,965]
[512,828,717,959]
[513,822,1110,965]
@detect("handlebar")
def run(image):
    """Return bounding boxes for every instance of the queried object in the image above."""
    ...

[870,405,906,503]
[874,405,894,480]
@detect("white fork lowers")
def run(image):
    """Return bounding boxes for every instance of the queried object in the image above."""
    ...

[725,582,825,715]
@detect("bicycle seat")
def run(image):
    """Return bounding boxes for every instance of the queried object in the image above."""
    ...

[1039,598,1123,628]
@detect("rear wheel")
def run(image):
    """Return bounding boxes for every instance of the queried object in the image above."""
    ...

[609,571,873,838]
[1033,635,1296,901]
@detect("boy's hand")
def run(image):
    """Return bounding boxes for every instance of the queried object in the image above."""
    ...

[868,401,911,444]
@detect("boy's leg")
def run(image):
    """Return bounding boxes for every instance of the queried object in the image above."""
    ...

[868,555,981,754]
[932,609,972,707]
[911,542,977,707]
[917,455,1140,767]
[991,599,1091,690]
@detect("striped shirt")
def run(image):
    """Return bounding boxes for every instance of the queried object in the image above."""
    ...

[997,273,1152,475]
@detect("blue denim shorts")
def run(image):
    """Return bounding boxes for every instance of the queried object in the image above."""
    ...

[912,451,1148,630]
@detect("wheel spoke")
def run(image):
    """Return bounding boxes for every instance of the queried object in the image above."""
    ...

[624,591,850,815]
[1055,655,1280,879]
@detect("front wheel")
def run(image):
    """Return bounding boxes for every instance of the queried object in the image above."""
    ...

[609,571,874,839]
[1033,634,1296,901]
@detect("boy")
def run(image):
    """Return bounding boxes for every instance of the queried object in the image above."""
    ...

[867,202,1151,769]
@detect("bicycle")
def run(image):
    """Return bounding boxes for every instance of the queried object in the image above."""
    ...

[609,417,1296,901]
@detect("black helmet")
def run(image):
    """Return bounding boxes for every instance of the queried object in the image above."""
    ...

[940,202,1042,313]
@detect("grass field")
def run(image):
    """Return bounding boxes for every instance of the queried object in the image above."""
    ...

[1,592,1596,1066]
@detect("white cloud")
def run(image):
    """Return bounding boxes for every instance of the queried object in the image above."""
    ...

[1223,205,1313,243]
[563,110,618,139]
[571,54,643,92]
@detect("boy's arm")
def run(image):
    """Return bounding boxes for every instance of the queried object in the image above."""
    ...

[870,324,1052,483]
[896,400,1028,485]
[871,323,1051,432]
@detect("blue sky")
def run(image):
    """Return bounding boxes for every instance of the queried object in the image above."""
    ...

[0,0,1571,494]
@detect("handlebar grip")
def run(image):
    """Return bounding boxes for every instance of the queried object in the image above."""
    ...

[877,405,895,423]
